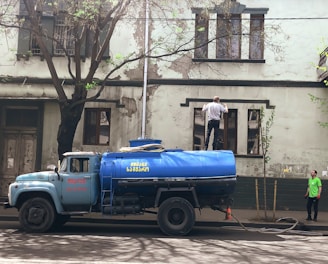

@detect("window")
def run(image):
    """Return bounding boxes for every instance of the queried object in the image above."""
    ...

[249,14,264,60]
[194,13,209,59]
[17,0,109,59]
[83,108,111,145]
[53,14,75,56]
[217,14,241,59]
[247,109,260,154]
[219,110,237,152]
[193,108,237,153]
[192,2,268,61]
[70,158,90,173]
[193,108,206,150]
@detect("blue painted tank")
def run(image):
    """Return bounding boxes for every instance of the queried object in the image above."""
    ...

[99,149,236,192]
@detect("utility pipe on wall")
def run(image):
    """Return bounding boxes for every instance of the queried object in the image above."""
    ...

[141,0,150,139]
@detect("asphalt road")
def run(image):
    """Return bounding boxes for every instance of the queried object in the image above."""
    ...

[1,221,328,263]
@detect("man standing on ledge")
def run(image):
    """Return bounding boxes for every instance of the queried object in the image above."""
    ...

[202,96,228,150]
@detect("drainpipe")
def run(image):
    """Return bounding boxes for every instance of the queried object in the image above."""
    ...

[141,0,149,139]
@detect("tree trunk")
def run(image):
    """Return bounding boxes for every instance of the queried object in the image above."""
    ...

[57,101,85,161]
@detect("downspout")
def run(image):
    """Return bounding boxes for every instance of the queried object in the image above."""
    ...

[141,0,150,139]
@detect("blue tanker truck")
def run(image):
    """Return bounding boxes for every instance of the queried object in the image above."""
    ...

[5,141,237,236]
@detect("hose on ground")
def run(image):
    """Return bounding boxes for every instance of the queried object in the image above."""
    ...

[223,211,324,236]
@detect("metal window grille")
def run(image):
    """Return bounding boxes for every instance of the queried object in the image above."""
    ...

[53,16,75,56]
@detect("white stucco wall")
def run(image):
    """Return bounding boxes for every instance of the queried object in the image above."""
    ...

[1,0,328,179]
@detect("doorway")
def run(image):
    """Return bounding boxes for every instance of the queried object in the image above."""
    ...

[0,104,43,196]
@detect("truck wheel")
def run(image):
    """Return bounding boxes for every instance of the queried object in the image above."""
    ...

[19,197,55,233]
[157,197,195,236]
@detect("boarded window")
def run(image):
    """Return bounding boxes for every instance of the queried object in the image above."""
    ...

[83,108,111,145]
[194,13,209,59]
[217,14,241,59]
[249,14,264,60]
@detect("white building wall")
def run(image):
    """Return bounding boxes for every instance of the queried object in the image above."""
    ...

[0,0,328,178]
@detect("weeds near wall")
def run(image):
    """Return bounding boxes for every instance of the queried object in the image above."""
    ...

[259,106,275,219]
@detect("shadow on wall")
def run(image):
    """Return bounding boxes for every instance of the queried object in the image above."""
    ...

[233,176,328,211]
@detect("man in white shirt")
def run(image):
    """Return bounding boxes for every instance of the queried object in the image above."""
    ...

[202,96,228,150]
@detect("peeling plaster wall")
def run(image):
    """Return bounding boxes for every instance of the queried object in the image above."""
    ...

[1,0,328,179]
[41,102,61,169]
[148,85,328,178]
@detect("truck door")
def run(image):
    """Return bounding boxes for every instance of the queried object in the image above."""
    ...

[60,157,93,210]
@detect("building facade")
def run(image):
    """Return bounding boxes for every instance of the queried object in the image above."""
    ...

[0,0,328,199]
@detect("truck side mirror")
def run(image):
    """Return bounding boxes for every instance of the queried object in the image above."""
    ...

[54,167,60,180]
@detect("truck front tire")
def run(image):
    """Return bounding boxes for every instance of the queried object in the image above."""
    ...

[19,197,55,233]
[157,197,195,236]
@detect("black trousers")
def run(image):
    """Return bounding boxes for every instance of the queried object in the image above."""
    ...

[205,119,220,150]
[307,197,319,219]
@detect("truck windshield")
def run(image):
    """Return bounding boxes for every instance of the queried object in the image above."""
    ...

[59,158,68,172]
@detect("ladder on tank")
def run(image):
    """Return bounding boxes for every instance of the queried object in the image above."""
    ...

[101,176,114,214]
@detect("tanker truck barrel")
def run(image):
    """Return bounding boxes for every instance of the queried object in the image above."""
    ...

[99,149,236,194]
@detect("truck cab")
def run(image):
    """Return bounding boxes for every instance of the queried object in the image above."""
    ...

[6,152,101,232]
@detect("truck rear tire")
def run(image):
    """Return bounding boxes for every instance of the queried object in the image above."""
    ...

[19,197,55,233]
[157,197,195,236]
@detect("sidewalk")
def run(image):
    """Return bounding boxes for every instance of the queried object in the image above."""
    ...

[1,204,328,233]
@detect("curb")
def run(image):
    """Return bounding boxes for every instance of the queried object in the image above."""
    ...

[1,215,327,233]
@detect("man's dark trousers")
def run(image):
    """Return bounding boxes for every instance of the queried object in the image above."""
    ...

[205,119,220,150]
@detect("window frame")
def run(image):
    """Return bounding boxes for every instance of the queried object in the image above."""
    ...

[83,108,111,146]
[216,14,241,59]
[249,14,265,60]
[247,109,260,155]
[192,5,268,63]
[193,108,237,153]
[194,13,209,59]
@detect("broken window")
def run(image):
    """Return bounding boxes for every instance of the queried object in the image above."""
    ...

[193,108,237,153]
[247,109,260,154]
[83,108,111,145]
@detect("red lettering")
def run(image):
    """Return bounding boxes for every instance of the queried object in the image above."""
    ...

[67,178,86,184]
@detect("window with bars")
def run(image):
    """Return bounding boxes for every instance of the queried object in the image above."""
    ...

[53,14,75,56]
[83,108,111,145]
[17,0,109,60]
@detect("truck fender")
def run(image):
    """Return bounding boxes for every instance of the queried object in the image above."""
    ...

[154,187,200,208]
[11,183,64,213]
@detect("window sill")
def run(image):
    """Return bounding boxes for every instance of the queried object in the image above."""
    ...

[192,58,265,63]
[235,154,263,159]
